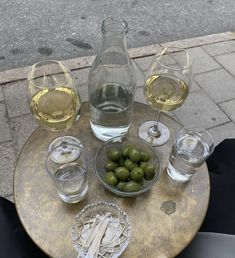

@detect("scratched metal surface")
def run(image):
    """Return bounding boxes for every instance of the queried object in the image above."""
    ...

[14,102,209,258]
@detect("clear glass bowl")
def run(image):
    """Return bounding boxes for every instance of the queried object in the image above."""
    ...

[72,201,131,258]
[95,135,161,197]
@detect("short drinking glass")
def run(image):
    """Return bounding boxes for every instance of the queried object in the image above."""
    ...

[167,127,214,183]
[46,143,88,203]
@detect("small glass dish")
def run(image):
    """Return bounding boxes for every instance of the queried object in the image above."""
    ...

[95,135,161,197]
[72,201,131,258]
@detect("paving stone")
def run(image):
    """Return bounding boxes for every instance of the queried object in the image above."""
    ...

[173,90,230,129]
[71,68,90,86]
[129,44,161,58]
[71,68,89,102]
[161,32,235,49]
[202,40,235,56]
[134,55,154,72]
[194,69,235,103]
[208,122,235,146]
[215,52,235,77]
[78,83,89,102]
[0,103,11,142]
[10,114,38,156]
[185,47,221,74]
[64,56,94,71]
[0,141,15,196]
[0,87,4,101]
[132,59,146,88]
[0,66,29,85]
[191,80,200,92]
[3,80,29,118]
[219,99,235,122]
[134,86,146,104]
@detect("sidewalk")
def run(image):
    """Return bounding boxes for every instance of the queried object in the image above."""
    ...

[1,32,235,201]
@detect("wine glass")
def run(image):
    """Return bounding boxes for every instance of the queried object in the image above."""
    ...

[28,60,82,163]
[139,47,193,146]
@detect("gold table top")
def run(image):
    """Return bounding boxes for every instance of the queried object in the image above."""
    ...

[14,102,209,258]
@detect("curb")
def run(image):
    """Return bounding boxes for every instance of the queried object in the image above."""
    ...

[0,31,235,86]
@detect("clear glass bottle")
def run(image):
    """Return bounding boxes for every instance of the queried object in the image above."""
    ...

[88,17,136,141]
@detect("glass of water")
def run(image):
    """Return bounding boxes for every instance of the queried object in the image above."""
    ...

[167,127,214,183]
[45,143,88,203]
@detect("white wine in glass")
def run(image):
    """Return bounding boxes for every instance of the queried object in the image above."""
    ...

[144,74,189,111]
[28,60,82,163]
[30,86,80,132]
[139,47,193,146]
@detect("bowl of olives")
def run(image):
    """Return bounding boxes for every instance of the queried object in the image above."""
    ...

[95,135,161,197]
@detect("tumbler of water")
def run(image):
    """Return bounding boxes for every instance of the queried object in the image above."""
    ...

[167,127,214,182]
[45,143,88,203]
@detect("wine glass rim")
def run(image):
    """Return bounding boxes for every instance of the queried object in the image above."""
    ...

[28,60,71,89]
[175,126,215,153]
[155,47,193,71]
[177,126,214,139]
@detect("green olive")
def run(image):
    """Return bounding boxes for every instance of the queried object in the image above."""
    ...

[115,167,130,181]
[116,181,127,191]
[105,172,118,186]
[144,163,156,180]
[130,167,144,181]
[128,148,141,163]
[105,160,119,171]
[106,148,121,161]
[124,181,142,192]
[140,151,151,162]
[122,145,131,157]
[124,159,138,171]
[119,155,125,166]
[140,162,148,171]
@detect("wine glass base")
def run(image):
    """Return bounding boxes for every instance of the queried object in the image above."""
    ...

[49,136,82,164]
[138,121,170,146]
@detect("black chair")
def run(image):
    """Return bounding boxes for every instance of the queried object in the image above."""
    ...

[0,197,48,258]
[177,139,235,257]
[177,232,235,258]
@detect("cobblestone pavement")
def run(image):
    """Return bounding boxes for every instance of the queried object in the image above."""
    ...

[1,32,235,202]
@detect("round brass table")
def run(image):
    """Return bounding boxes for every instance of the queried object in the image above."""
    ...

[14,102,210,258]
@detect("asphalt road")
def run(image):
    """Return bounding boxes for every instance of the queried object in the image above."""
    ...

[0,0,235,71]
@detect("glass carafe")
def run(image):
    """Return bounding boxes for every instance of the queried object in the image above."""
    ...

[88,17,136,141]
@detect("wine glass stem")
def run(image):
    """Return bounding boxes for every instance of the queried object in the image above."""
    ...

[61,135,67,147]
[60,136,71,154]
[149,111,161,138]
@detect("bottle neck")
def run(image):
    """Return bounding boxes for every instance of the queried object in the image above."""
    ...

[100,17,128,51]
[101,32,127,49]
[94,17,130,66]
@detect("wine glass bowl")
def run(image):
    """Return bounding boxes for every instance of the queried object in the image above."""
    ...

[28,60,81,132]
[28,60,82,163]
[139,47,193,146]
